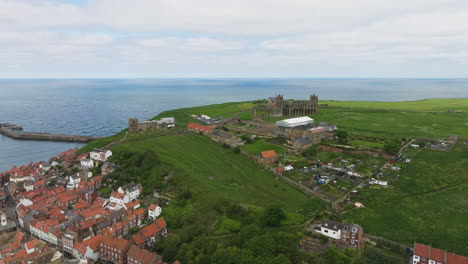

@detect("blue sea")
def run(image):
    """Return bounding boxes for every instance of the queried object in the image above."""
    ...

[1,78,467,172]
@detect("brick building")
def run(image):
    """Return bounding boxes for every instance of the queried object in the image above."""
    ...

[99,235,132,264]
[412,243,468,264]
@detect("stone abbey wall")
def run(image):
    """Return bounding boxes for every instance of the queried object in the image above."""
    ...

[252,94,318,119]
[128,118,168,132]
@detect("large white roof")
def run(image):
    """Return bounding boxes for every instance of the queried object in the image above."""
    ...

[276,116,314,127]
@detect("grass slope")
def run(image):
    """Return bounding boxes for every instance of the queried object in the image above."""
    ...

[344,145,468,255]
[313,108,468,139]
[240,139,288,156]
[113,133,308,212]
[320,98,468,112]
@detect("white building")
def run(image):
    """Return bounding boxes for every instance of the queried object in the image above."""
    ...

[410,144,420,149]
[80,159,94,169]
[369,178,388,186]
[119,184,143,201]
[24,181,34,191]
[276,116,314,128]
[160,117,176,128]
[314,221,341,240]
[90,150,112,162]
[148,204,162,220]
[67,175,81,189]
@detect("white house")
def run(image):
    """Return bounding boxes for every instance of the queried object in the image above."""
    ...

[119,184,143,201]
[314,221,341,240]
[80,159,94,169]
[90,149,112,162]
[410,144,420,149]
[148,204,162,220]
[160,117,176,128]
[108,190,129,210]
[284,165,294,171]
[369,178,388,186]
[67,175,81,189]
[24,181,34,191]
[40,162,51,171]
[201,115,211,120]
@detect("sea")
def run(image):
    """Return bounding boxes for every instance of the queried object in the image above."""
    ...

[1,78,467,172]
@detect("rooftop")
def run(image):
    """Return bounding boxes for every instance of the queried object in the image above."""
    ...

[276,116,314,128]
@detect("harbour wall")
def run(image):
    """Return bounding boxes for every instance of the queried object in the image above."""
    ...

[0,127,101,143]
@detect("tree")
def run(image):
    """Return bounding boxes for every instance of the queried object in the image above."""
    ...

[239,224,262,246]
[384,139,401,155]
[245,234,277,257]
[261,205,286,227]
[336,130,349,144]
[211,246,255,264]
[157,234,182,263]
[302,145,318,158]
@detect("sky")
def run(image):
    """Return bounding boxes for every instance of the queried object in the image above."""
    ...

[0,0,467,78]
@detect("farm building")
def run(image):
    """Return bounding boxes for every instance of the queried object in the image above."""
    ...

[412,243,468,264]
[259,150,278,164]
[314,221,364,248]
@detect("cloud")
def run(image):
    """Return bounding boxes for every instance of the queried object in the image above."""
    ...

[136,37,246,52]
[0,0,467,77]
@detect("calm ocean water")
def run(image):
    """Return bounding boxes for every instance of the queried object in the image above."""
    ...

[1,78,467,172]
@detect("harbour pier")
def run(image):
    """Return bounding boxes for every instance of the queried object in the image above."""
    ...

[0,123,101,143]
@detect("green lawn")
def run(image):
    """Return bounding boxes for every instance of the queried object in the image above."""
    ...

[153,101,256,127]
[313,107,468,139]
[241,138,288,156]
[112,133,308,212]
[320,98,468,112]
[351,140,385,148]
[344,145,468,255]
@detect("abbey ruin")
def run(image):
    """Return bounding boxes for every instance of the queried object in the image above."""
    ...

[252,94,318,119]
[128,117,175,132]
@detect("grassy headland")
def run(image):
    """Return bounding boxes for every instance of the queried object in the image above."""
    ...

[81,97,467,262]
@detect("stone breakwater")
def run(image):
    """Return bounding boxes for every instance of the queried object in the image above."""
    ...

[0,126,101,143]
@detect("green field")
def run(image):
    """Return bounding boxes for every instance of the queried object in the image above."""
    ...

[313,107,468,139]
[351,140,385,148]
[344,145,468,255]
[154,101,256,127]
[112,133,308,212]
[241,138,288,156]
[320,98,468,112]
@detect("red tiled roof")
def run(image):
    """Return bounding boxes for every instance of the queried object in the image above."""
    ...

[140,222,159,239]
[431,247,446,263]
[187,122,214,133]
[127,245,162,264]
[156,217,167,229]
[149,204,157,211]
[111,191,125,199]
[135,208,145,216]
[447,252,468,264]
[132,233,145,246]
[261,150,277,159]
[82,235,102,251]
[25,239,39,250]
[414,243,468,264]
[101,235,131,252]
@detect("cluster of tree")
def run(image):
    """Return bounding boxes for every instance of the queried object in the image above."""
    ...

[302,145,319,159]
[109,150,171,196]
[384,139,402,155]
[336,130,349,144]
